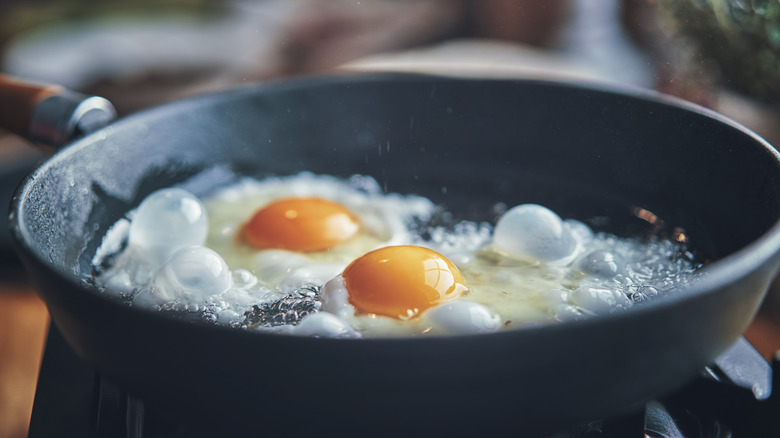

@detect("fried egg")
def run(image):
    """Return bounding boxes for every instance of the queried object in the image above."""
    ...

[93,173,702,338]
[93,173,436,324]
[318,245,501,337]
[201,173,434,289]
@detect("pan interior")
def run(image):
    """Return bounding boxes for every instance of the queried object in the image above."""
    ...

[18,75,780,283]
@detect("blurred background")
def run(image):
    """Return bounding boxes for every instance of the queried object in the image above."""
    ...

[1,1,779,437]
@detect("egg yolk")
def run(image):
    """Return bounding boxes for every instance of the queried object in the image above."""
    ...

[242,197,359,252]
[342,245,468,319]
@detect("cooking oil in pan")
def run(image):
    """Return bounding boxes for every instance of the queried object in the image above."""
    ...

[91,173,702,338]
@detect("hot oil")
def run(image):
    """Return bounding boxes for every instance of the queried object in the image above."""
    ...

[91,173,704,337]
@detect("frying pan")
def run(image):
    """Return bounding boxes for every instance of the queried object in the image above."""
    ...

[6,73,780,436]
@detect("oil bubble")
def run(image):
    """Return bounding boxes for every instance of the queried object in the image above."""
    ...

[578,250,625,278]
[128,188,208,262]
[152,246,231,302]
[423,300,502,335]
[570,286,632,315]
[493,204,577,262]
[294,312,361,338]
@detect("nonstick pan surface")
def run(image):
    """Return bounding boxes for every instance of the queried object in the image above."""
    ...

[10,73,780,436]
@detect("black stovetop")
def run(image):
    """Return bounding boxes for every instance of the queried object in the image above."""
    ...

[27,325,779,438]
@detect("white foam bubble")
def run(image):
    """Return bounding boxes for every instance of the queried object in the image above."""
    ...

[293,312,361,338]
[128,188,208,263]
[564,219,594,243]
[216,309,242,325]
[319,276,355,319]
[492,204,578,262]
[577,250,625,278]
[570,286,633,315]
[231,269,258,289]
[151,246,231,302]
[422,300,502,335]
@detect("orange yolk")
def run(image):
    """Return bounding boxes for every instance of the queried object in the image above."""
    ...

[242,197,359,252]
[342,245,468,319]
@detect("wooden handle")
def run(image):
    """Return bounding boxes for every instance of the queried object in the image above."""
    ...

[0,74,116,148]
[0,74,65,139]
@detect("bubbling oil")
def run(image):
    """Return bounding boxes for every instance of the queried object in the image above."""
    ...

[91,173,703,338]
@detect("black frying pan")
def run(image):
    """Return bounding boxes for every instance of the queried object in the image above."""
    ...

[7,73,780,436]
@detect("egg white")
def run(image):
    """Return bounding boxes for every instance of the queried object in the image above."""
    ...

[93,174,702,338]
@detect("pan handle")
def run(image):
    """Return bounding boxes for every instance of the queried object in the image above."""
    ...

[0,74,116,149]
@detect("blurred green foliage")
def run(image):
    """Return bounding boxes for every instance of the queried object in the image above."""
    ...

[660,0,780,103]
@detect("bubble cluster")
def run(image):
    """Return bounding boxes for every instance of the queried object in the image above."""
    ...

[243,289,321,328]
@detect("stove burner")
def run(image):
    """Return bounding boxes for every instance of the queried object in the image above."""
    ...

[28,326,778,438]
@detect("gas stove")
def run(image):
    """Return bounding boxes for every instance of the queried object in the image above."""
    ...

[28,325,779,438]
